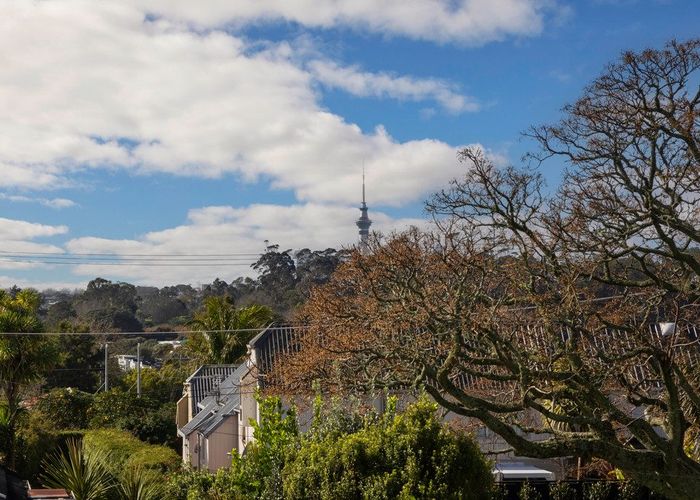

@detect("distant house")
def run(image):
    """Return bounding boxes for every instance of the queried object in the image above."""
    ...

[176,326,298,471]
[115,354,150,372]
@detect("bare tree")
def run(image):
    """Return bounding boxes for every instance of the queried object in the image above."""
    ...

[280,40,700,499]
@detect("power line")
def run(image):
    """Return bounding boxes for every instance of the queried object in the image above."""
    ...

[0,326,307,336]
[0,255,256,262]
[0,250,262,257]
[0,258,256,267]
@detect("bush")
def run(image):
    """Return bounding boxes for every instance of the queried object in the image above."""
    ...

[283,397,493,500]
[549,481,576,500]
[166,395,492,500]
[35,388,93,430]
[518,481,542,500]
[83,429,179,478]
[87,389,176,448]
[584,481,613,500]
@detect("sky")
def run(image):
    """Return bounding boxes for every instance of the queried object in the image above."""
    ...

[0,0,697,290]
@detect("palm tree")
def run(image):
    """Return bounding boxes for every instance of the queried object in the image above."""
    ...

[41,438,113,500]
[188,296,274,364]
[0,289,59,467]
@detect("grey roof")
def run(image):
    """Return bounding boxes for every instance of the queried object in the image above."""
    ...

[186,365,240,417]
[179,363,248,438]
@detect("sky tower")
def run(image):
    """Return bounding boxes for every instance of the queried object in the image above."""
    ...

[356,169,372,249]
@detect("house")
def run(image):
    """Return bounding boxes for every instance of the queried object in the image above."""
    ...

[176,326,298,471]
[115,354,150,372]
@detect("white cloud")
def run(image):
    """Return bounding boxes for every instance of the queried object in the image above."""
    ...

[0,276,87,292]
[0,0,486,206]
[65,203,426,285]
[0,193,76,209]
[308,60,479,113]
[136,0,557,45]
[0,217,68,271]
[0,217,68,241]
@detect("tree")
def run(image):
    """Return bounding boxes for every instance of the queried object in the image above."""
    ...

[187,296,273,364]
[0,289,59,468]
[289,40,700,499]
[74,278,142,332]
[44,322,102,392]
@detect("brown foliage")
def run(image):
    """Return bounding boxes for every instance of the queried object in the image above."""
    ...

[276,39,700,500]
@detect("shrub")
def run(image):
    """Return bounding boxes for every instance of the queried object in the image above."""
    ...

[83,429,179,479]
[518,481,542,500]
[584,481,613,500]
[549,481,576,500]
[36,388,93,430]
[283,397,493,500]
[87,390,176,448]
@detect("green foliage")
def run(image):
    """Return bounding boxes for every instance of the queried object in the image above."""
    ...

[549,481,576,500]
[74,278,142,332]
[164,467,215,500]
[283,397,493,500]
[0,288,59,467]
[36,388,93,430]
[583,481,612,500]
[122,364,189,404]
[518,481,542,500]
[41,438,113,500]
[116,466,166,500]
[166,395,491,500]
[44,330,102,393]
[126,443,181,473]
[83,429,179,479]
[187,297,274,364]
[87,389,176,447]
[618,481,644,500]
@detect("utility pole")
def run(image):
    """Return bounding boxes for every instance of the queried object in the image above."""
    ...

[104,342,109,392]
[136,342,141,398]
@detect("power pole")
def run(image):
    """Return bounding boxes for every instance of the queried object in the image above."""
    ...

[104,342,109,392]
[136,342,141,398]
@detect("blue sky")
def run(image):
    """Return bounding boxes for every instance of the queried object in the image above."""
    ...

[0,0,697,289]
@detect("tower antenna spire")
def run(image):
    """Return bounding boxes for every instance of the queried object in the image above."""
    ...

[362,165,366,205]
[356,164,372,251]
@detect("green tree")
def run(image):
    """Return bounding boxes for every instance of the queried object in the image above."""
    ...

[0,288,58,467]
[187,297,273,364]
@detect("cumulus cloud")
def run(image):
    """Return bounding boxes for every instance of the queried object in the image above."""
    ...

[136,0,557,45]
[0,217,68,271]
[0,0,486,206]
[0,193,76,209]
[65,203,426,285]
[308,60,479,113]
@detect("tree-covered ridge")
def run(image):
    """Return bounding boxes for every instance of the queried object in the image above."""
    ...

[38,246,347,333]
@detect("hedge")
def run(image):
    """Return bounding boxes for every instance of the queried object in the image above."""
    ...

[82,429,180,478]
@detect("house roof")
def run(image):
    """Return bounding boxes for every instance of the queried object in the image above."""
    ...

[179,363,247,438]
[185,365,241,417]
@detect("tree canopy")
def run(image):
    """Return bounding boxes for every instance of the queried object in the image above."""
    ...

[284,39,700,499]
